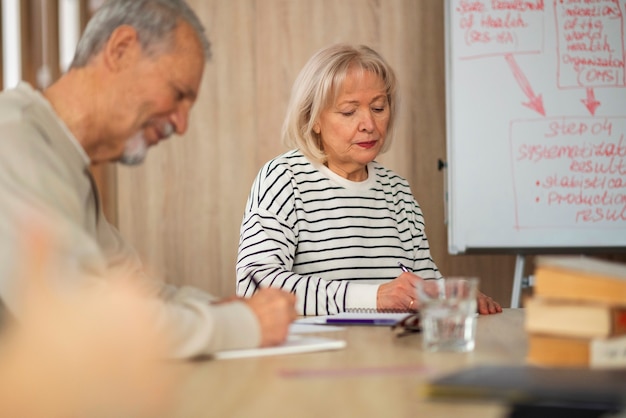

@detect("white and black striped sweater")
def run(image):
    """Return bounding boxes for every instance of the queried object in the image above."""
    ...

[236,149,441,315]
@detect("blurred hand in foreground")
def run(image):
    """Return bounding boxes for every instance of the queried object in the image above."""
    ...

[0,220,177,418]
[245,288,297,347]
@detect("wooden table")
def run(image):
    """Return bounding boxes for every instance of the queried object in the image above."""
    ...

[168,309,527,418]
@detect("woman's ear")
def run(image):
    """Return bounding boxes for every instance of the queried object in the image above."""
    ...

[313,122,321,134]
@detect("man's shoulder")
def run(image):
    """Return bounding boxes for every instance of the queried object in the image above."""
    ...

[0,83,39,124]
[0,83,54,152]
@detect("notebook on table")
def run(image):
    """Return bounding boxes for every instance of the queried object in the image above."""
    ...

[213,335,346,360]
[296,311,414,326]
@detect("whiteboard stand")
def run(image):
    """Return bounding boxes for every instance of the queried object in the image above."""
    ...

[510,255,525,309]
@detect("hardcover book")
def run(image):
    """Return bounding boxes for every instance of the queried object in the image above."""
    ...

[527,333,626,368]
[533,256,626,305]
[525,298,626,338]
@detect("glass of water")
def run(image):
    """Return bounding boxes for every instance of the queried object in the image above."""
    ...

[416,277,478,352]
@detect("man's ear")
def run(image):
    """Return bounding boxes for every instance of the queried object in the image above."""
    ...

[103,25,140,71]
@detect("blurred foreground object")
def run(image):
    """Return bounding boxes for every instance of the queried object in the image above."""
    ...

[0,222,177,418]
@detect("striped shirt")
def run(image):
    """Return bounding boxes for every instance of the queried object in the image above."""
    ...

[236,150,441,315]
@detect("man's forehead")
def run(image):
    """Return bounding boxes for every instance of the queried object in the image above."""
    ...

[160,22,205,90]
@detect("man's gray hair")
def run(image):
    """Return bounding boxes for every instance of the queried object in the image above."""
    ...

[70,0,210,68]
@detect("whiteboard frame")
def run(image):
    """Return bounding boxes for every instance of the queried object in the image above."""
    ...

[443,0,626,255]
[444,0,626,254]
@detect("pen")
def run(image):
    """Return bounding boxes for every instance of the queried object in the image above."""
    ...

[325,318,400,326]
[398,262,418,312]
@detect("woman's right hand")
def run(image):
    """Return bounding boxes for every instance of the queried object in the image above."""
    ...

[376,272,420,312]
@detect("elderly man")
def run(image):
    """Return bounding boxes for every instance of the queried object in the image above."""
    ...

[0,0,296,358]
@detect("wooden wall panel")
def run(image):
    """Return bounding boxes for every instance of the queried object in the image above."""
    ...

[0,3,3,90]
[22,0,60,89]
[117,0,257,294]
[254,0,382,164]
[116,0,518,305]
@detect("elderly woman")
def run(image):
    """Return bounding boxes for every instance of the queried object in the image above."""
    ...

[236,43,501,316]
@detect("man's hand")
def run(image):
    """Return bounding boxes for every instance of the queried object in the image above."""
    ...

[245,288,297,347]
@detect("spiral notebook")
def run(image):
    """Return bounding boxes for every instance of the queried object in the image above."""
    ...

[296,311,413,326]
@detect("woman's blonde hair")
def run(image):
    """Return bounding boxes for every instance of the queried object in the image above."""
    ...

[281,43,398,163]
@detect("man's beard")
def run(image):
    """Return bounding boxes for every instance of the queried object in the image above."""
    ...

[119,131,148,166]
[119,124,174,166]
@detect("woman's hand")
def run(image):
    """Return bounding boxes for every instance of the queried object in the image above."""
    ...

[376,272,420,312]
[477,291,502,315]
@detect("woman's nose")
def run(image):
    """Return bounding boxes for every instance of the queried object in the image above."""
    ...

[358,111,375,132]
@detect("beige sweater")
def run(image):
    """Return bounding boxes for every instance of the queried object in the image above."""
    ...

[0,83,260,358]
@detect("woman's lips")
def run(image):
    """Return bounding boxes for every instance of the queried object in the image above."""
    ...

[357,140,377,149]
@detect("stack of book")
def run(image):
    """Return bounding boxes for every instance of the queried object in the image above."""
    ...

[525,255,626,368]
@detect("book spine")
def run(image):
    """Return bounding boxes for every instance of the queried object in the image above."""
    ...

[534,267,626,305]
[526,334,589,367]
[527,334,626,368]
[525,301,626,338]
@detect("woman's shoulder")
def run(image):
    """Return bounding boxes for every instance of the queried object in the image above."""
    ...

[263,149,306,167]
[370,162,423,214]
[370,161,411,189]
[253,150,321,190]
[259,149,316,177]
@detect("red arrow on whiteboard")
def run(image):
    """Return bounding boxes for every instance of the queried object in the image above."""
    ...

[581,87,601,115]
[504,54,546,116]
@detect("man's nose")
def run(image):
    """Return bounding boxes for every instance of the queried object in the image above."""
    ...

[171,101,192,135]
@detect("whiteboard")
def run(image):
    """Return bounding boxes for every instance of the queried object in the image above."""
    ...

[445,0,626,254]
